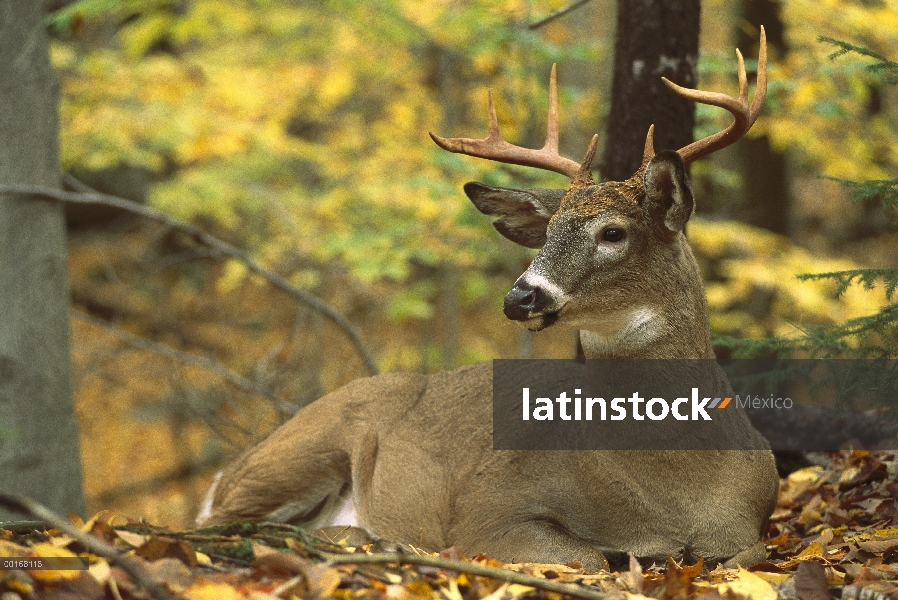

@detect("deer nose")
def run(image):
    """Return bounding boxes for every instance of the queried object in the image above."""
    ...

[504,280,551,321]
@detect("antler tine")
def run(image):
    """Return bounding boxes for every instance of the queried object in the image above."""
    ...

[642,124,655,165]
[545,64,560,154]
[429,65,582,180]
[661,26,768,166]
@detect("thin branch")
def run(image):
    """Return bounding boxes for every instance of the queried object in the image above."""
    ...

[318,552,608,600]
[0,182,379,375]
[91,454,224,505]
[0,493,185,600]
[72,309,298,414]
[528,0,593,30]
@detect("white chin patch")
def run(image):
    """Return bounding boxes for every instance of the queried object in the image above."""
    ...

[581,306,664,353]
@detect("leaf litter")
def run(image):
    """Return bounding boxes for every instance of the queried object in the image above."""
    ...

[0,450,896,600]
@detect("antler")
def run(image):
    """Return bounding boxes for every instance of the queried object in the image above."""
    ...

[662,26,767,165]
[429,65,586,181]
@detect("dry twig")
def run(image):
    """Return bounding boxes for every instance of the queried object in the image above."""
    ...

[0,493,185,600]
[0,181,379,375]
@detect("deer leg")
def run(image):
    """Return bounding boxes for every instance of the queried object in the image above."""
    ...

[200,410,353,528]
[198,373,426,529]
[474,521,610,572]
[198,384,367,527]
[722,541,767,569]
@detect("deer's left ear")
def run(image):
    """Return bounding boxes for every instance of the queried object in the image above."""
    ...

[643,150,694,233]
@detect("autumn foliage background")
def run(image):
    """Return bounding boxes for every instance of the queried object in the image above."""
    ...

[47,0,898,526]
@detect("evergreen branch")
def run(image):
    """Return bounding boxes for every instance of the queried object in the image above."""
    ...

[821,176,898,222]
[796,268,898,300]
[818,36,898,84]
[715,301,898,359]
[0,182,380,376]
[819,36,887,62]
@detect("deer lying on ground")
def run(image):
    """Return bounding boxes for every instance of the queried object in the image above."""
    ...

[198,29,778,571]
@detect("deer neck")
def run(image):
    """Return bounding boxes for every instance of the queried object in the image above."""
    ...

[579,237,714,360]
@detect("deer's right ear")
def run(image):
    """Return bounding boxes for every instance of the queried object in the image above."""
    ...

[463,182,565,249]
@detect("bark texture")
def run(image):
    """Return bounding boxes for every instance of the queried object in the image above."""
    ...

[0,2,86,518]
[738,0,790,234]
[601,0,701,182]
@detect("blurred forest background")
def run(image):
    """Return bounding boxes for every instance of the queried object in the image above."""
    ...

[29,0,898,526]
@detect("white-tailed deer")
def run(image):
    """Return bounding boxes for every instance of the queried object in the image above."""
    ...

[198,29,778,571]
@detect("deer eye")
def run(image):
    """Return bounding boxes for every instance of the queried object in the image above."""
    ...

[600,228,626,243]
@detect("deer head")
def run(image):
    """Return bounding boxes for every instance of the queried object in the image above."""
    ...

[431,28,767,359]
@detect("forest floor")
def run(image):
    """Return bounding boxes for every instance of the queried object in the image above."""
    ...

[1,450,897,600]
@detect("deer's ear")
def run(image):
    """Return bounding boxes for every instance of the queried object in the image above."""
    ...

[643,150,694,233]
[463,182,565,249]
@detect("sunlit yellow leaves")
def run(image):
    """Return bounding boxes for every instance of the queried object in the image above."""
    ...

[691,218,887,340]
[218,258,250,294]
[120,12,174,58]
[765,0,898,180]
[53,0,586,300]
[169,0,257,45]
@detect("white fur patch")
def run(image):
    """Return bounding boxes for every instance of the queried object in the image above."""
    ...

[521,272,567,303]
[195,470,223,526]
[581,306,665,354]
[331,496,359,527]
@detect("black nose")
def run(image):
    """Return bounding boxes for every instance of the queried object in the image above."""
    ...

[504,280,551,321]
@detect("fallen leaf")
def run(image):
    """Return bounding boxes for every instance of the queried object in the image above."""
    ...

[623,554,643,593]
[88,558,111,584]
[725,568,777,600]
[134,536,198,567]
[114,529,147,548]
[28,542,86,581]
[794,561,831,600]
[145,557,195,592]
[856,539,898,554]
[750,571,790,585]
[185,580,245,600]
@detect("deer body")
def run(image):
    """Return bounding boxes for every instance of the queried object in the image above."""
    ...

[200,30,779,571]
[204,361,775,570]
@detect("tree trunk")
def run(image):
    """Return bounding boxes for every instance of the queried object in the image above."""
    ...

[738,1,790,235]
[0,3,86,518]
[601,0,701,181]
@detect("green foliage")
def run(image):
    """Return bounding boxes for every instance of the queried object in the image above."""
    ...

[51,0,597,331]
[796,269,898,301]
[766,1,898,180]
[724,36,898,360]
[823,177,898,223]
[819,36,898,83]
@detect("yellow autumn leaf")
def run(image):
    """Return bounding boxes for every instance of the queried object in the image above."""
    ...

[88,558,112,584]
[27,542,85,581]
[723,568,778,600]
[751,571,790,586]
[186,581,246,600]
[217,258,250,294]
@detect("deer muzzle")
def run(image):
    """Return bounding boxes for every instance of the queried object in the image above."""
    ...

[504,278,561,329]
